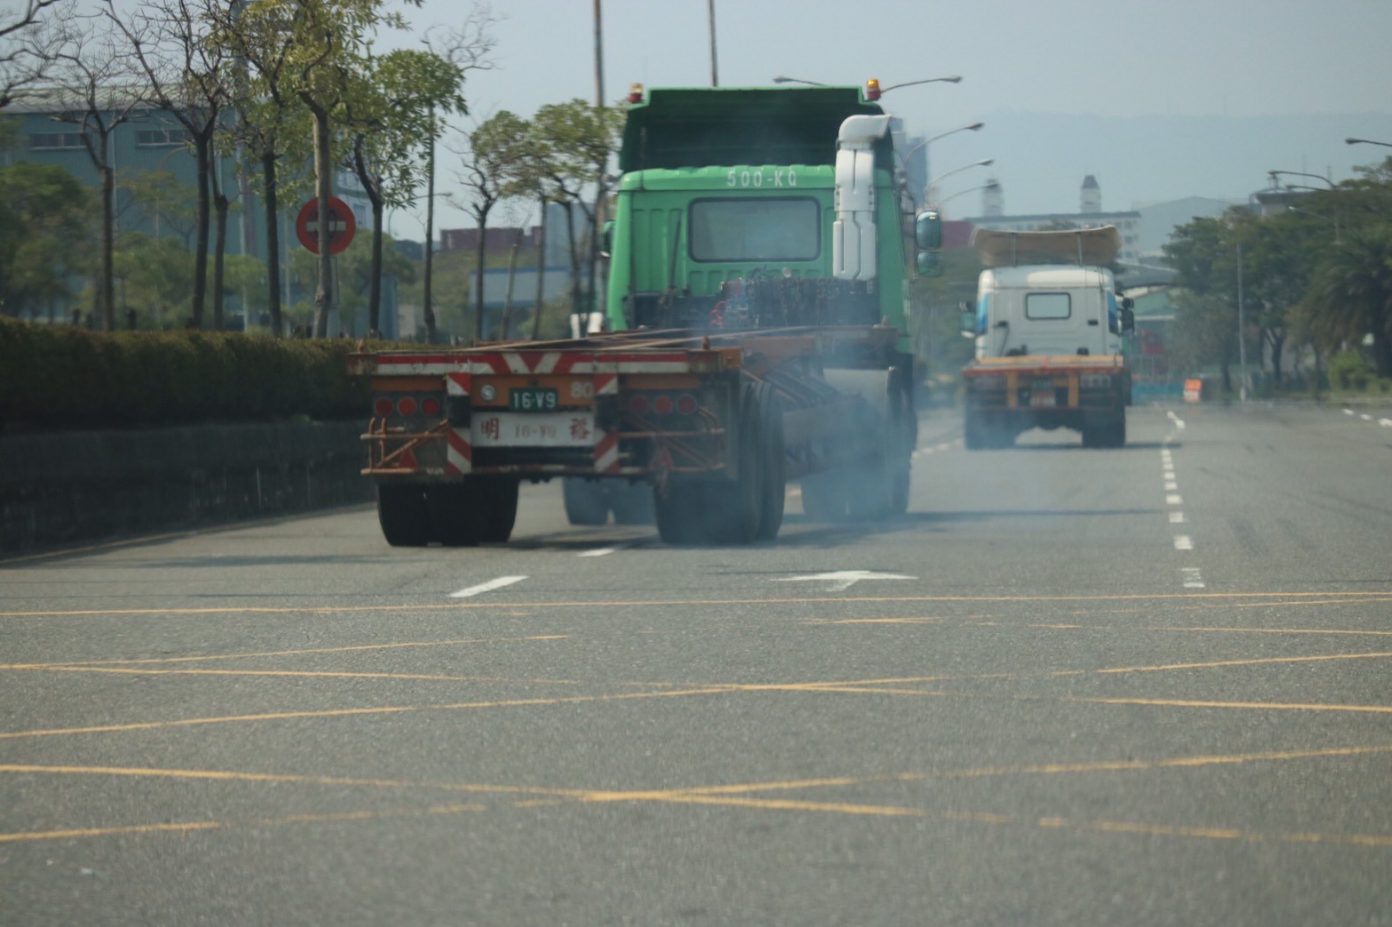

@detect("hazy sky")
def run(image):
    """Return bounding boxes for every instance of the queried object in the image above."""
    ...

[393,0,1392,235]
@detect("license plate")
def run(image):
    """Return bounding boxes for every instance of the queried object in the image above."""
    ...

[472,412,596,447]
[1029,392,1056,408]
[509,387,558,412]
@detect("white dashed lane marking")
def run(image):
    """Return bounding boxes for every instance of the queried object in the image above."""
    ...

[577,547,623,558]
[1162,423,1201,588]
[449,576,528,599]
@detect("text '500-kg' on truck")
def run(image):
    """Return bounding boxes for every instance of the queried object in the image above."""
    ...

[349,81,937,547]
[959,226,1135,450]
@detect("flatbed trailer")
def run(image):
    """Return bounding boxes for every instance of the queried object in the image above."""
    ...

[348,323,914,546]
[962,353,1129,449]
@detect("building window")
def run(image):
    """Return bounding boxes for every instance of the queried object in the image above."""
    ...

[135,127,190,147]
[30,132,84,150]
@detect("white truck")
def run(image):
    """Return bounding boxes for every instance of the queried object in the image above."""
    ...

[960,226,1134,449]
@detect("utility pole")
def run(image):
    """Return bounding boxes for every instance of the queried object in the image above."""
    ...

[708,0,719,87]
[593,0,604,105]
[1236,241,1247,403]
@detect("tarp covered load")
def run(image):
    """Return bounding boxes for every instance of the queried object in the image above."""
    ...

[971,226,1121,268]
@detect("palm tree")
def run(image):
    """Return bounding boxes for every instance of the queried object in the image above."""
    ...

[1310,224,1392,377]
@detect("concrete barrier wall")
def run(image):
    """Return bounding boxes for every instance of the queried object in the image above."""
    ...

[0,420,373,555]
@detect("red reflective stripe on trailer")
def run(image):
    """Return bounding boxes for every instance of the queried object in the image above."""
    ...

[446,427,473,475]
[445,372,471,397]
[593,430,620,473]
[594,373,618,396]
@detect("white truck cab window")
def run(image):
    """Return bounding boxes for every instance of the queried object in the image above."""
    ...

[1025,292,1070,320]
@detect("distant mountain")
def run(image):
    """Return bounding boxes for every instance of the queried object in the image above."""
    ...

[937,111,1392,218]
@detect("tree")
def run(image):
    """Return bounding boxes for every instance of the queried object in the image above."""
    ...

[48,12,147,331]
[205,0,313,338]
[0,0,65,111]
[104,0,233,330]
[0,160,90,318]
[345,47,465,335]
[233,0,418,338]
[456,109,527,342]
[1308,224,1392,378]
[112,230,194,327]
[118,168,197,247]
[530,99,624,329]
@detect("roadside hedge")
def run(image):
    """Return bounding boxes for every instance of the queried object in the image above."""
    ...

[0,317,377,431]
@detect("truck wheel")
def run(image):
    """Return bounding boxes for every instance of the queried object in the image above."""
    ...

[426,483,483,546]
[655,479,708,545]
[377,483,432,547]
[610,482,654,524]
[755,382,786,541]
[887,377,913,515]
[964,407,985,451]
[478,477,520,543]
[704,380,765,544]
[563,477,609,525]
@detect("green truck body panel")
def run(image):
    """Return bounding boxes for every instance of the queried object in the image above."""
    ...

[606,86,909,350]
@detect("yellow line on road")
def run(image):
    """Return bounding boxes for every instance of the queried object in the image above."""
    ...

[0,686,740,741]
[0,821,222,843]
[0,634,569,671]
[4,590,1392,620]
[6,666,582,685]
[1064,696,1392,715]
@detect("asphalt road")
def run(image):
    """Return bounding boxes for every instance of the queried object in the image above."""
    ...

[2,402,1390,926]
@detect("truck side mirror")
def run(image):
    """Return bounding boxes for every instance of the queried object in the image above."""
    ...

[601,220,615,259]
[958,301,975,335]
[914,209,943,249]
[1121,306,1135,334]
[916,251,942,276]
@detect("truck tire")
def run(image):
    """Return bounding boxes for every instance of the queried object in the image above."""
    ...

[1082,417,1125,449]
[964,406,985,451]
[755,382,786,541]
[377,483,432,547]
[478,477,520,543]
[655,479,708,545]
[705,380,764,544]
[887,373,913,515]
[563,477,609,525]
[426,483,483,546]
[609,482,655,525]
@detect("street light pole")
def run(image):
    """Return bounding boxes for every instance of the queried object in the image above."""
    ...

[924,159,994,206]
[1268,168,1333,188]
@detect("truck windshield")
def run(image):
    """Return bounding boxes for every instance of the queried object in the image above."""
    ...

[689,197,820,263]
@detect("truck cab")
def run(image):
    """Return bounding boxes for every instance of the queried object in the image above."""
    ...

[972,264,1125,360]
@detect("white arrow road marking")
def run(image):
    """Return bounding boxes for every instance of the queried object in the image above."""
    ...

[449,576,528,598]
[775,570,916,592]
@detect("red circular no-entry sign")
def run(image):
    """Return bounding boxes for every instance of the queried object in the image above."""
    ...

[296,195,357,255]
